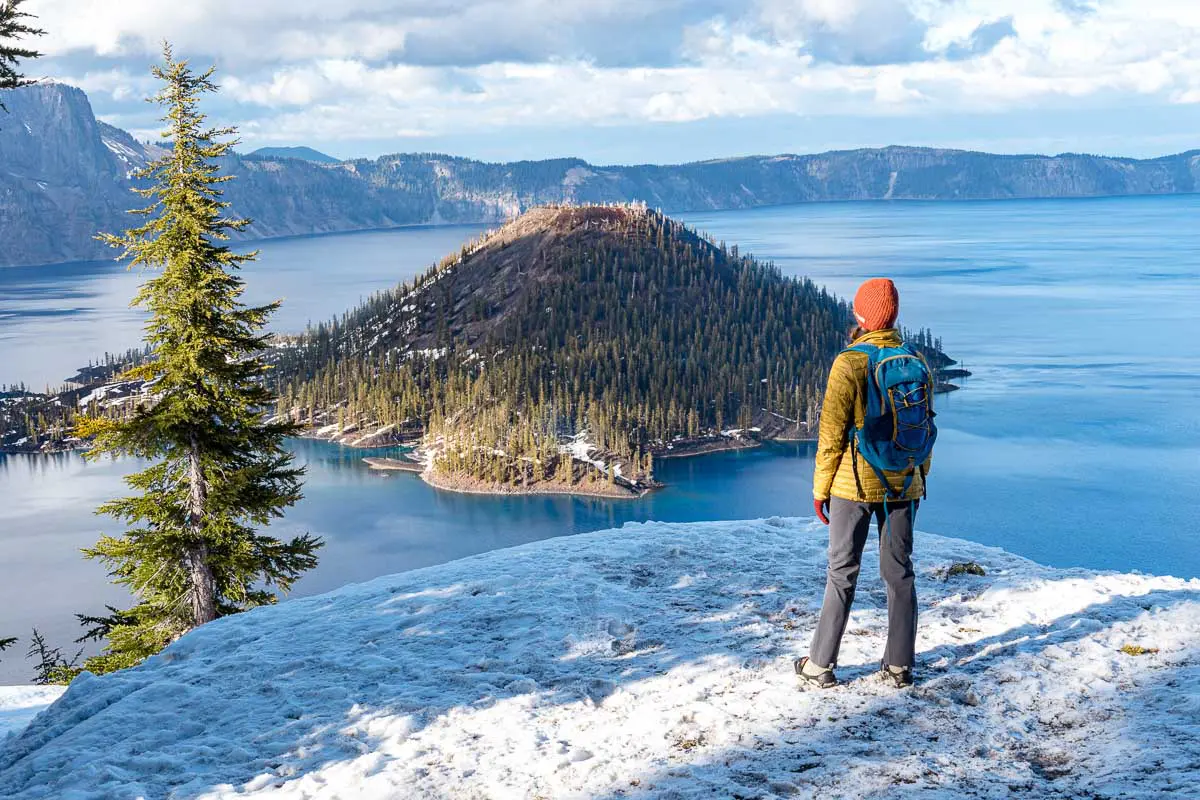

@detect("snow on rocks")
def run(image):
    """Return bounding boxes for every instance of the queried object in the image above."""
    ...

[563,431,623,478]
[1,519,1197,799]
[346,424,397,448]
[77,377,160,412]
[400,347,448,363]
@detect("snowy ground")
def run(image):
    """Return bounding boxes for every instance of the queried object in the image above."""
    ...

[1,518,1197,799]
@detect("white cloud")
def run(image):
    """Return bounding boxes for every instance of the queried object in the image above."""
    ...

[220,61,478,109]
[755,0,931,65]
[22,0,1200,147]
[53,68,157,104]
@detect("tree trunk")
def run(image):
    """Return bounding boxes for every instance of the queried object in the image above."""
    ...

[184,544,217,626]
[186,432,218,626]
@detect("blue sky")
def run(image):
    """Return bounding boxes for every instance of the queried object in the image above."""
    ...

[21,0,1200,164]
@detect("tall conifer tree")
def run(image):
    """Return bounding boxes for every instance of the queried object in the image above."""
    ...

[0,0,43,111]
[78,45,321,674]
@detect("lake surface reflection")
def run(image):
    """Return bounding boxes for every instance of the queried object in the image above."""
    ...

[3,195,1198,682]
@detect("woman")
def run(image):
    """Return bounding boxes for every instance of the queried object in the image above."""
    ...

[795,277,932,690]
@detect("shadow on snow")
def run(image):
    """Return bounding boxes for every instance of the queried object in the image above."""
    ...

[0,521,1195,798]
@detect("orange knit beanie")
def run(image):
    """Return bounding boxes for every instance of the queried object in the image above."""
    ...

[853,278,899,331]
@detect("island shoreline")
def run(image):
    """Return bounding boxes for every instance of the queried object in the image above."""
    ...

[417,470,652,500]
[349,431,822,501]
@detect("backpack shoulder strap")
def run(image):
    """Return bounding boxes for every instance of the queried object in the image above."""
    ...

[843,343,883,399]
[841,343,878,385]
[842,343,878,358]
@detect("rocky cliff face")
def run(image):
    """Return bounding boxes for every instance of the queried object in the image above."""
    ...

[2,82,1198,268]
[0,84,157,266]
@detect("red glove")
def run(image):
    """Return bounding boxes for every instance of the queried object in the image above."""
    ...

[814,498,830,525]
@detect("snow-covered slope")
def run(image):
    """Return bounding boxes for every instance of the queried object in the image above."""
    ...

[1,519,1197,799]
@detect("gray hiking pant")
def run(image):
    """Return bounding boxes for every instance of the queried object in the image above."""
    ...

[809,497,918,669]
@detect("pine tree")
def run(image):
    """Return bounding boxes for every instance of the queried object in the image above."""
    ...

[77,45,322,674]
[0,0,43,111]
[265,204,946,492]
[26,629,81,686]
[0,635,15,662]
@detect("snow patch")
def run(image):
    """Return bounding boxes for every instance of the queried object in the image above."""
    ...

[403,347,447,362]
[101,137,143,166]
[347,424,396,447]
[77,379,156,410]
[1,521,1197,798]
[561,430,615,476]
[562,166,595,188]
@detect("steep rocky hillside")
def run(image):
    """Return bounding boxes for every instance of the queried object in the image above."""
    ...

[0,84,163,266]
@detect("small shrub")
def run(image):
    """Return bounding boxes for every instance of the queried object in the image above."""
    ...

[1119,644,1159,657]
[946,561,987,577]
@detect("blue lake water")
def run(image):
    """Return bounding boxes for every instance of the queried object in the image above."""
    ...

[2,196,1198,682]
[0,224,489,390]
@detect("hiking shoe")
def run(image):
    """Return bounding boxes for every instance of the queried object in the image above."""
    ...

[880,664,914,688]
[794,656,838,689]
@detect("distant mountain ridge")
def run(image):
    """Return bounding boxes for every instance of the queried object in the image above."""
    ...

[246,146,339,163]
[2,82,1199,268]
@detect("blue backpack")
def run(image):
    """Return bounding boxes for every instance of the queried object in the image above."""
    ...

[846,342,937,501]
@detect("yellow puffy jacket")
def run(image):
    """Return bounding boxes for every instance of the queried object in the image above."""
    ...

[813,328,931,503]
